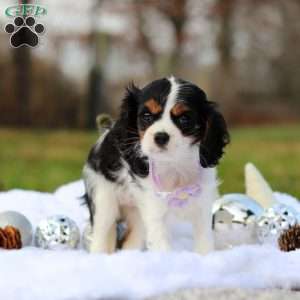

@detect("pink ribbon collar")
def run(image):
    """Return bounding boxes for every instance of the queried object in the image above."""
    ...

[149,159,202,208]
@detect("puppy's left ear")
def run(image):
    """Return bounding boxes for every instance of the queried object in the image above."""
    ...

[199,102,230,168]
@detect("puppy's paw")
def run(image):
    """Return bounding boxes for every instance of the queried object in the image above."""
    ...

[147,240,171,252]
[195,238,215,255]
[89,240,109,254]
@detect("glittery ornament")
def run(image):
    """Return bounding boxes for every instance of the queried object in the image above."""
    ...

[35,215,80,250]
[0,211,33,246]
[256,204,297,245]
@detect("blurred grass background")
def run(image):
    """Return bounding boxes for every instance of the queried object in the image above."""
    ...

[0,126,299,198]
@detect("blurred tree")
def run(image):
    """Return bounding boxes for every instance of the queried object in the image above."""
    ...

[87,0,103,129]
[132,0,188,77]
[211,0,237,115]
[274,0,300,101]
[87,66,104,129]
[13,0,31,126]
[134,0,157,77]
[86,0,111,129]
[156,0,187,75]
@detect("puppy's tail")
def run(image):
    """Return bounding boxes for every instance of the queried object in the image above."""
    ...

[96,113,114,133]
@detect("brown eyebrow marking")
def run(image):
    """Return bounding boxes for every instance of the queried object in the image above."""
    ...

[171,102,190,116]
[144,98,162,114]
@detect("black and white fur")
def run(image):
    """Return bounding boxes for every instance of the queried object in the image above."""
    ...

[83,77,229,254]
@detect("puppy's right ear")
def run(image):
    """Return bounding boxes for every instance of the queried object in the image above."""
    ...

[120,83,141,128]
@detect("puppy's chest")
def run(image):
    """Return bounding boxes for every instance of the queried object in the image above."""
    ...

[142,174,204,211]
[116,163,206,212]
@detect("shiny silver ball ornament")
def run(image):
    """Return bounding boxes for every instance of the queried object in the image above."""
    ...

[213,194,264,248]
[0,211,33,246]
[35,215,80,250]
[256,204,298,245]
[213,194,264,228]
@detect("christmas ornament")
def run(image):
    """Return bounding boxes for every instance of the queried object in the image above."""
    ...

[213,194,263,248]
[0,226,22,249]
[245,163,276,208]
[278,224,300,252]
[256,204,297,245]
[35,215,80,250]
[82,221,128,251]
[0,211,33,246]
[213,193,263,228]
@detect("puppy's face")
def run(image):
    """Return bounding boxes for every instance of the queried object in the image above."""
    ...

[137,78,201,162]
[121,77,229,168]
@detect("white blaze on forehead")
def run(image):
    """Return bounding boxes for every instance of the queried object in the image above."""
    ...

[163,76,180,118]
[147,76,180,133]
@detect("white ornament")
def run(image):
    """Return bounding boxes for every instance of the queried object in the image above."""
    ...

[245,163,276,208]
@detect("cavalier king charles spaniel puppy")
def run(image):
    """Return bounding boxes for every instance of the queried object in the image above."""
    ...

[83,76,229,254]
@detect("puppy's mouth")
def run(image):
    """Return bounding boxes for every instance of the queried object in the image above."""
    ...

[145,146,167,155]
[142,146,174,163]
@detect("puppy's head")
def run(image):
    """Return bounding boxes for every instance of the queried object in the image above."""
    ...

[120,77,229,168]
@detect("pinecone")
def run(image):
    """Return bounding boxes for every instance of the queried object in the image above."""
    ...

[0,226,22,249]
[278,224,300,252]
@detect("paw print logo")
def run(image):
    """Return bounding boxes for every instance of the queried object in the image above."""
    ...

[5,16,45,48]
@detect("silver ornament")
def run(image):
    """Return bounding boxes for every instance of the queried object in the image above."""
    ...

[82,221,128,251]
[213,194,264,248]
[256,204,298,245]
[0,211,33,246]
[35,215,80,250]
[213,194,264,228]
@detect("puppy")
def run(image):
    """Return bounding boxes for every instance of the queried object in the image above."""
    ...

[83,76,229,254]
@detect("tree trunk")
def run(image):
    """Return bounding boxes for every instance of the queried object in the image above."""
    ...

[212,0,236,117]
[13,0,31,126]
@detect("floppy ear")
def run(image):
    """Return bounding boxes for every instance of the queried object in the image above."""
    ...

[199,102,230,168]
[119,82,141,132]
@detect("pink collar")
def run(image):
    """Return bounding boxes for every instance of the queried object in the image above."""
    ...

[149,159,202,208]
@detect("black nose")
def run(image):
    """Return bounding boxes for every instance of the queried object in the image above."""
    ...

[154,132,170,147]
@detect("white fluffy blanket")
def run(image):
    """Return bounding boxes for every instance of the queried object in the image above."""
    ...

[0,181,299,300]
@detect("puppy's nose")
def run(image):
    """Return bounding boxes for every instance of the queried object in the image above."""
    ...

[154,132,170,147]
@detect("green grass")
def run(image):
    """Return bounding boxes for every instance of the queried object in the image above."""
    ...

[0,126,299,198]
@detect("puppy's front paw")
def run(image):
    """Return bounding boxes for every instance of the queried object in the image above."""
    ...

[195,238,214,255]
[89,239,110,254]
[147,240,171,252]
[89,243,105,254]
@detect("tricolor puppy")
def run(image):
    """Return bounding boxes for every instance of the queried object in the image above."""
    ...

[83,77,229,254]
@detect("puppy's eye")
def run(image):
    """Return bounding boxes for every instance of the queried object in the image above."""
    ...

[141,112,153,123]
[178,115,193,128]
